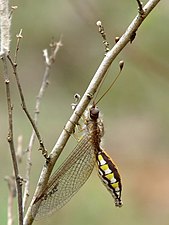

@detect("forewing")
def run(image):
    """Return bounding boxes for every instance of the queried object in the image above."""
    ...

[32,136,96,219]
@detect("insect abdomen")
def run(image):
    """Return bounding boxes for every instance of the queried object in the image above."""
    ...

[96,149,123,207]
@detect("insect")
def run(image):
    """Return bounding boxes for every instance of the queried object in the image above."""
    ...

[32,62,124,219]
[84,104,123,207]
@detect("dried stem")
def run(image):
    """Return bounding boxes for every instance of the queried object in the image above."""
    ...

[5,135,24,225]
[1,54,24,225]
[0,0,11,55]
[1,2,24,224]
[7,46,48,158]
[22,38,62,212]
[24,0,161,224]
[96,20,110,54]
[16,135,24,164]
[136,0,145,15]
[5,176,16,225]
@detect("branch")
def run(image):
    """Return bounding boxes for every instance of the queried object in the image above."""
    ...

[22,38,62,212]
[1,54,24,225]
[24,0,161,224]
[0,1,24,223]
[0,0,11,55]
[5,176,16,225]
[7,31,48,159]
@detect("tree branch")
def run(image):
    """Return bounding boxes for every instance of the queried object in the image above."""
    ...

[1,54,24,225]
[24,0,161,224]
[7,34,48,158]
[5,176,16,225]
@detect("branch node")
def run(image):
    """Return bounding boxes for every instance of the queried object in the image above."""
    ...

[16,175,24,186]
[119,60,124,71]
[5,79,10,84]
[71,93,81,111]
[16,29,23,39]
[9,5,18,19]
[130,30,137,43]
[43,37,63,66]
[115,36,120,43]
[39,142,48,159]
[136,0,145,16]
[86,93,93,100]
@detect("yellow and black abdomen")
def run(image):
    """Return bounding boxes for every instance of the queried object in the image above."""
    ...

[96,149,123,207]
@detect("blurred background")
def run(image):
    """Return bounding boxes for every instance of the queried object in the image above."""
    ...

[0,0,169,225]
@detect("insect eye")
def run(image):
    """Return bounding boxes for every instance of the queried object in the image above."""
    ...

[90,107,99,119]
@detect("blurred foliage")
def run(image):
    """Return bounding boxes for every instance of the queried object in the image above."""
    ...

[0,0,169,225]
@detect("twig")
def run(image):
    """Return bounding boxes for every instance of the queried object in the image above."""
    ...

[5,176,16,225]
[4,135,24,225]
[96,20,110,54]
[24,0,161,224]
[22,38,62,212]
[14,29,23,63]
[1,54,24,225]
[0,0,11,55]
[136,0,145,15]
[9,5,18,19]
[1,1,23,224]
[16,135,24,164]
[7,32,48,158]
[129,0,145,44]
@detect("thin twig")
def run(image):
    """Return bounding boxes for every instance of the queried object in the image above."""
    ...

[4,135,23,225]
[1,1,23,224]
[16,135,24,164]
[96,20,110,54]
[22,38,62,212]
[1,55,24,225]
[7,45,48,158]
[5,176,16,225]
[14,29,23,63]
[24,0,161,224]
[136,0,145,15]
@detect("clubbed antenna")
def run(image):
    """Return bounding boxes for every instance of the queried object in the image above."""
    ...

[95,60,124,105]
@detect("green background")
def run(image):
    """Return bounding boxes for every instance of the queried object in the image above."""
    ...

[0,0,169,225]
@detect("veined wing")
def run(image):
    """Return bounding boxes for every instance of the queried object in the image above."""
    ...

[32,135,96,219]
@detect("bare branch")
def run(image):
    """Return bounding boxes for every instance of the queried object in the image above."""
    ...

[1,54,24,225]
[0,2,24,223]
[14,29,23,63]
[24,0,161,224]
[22,38,62,212]
[16,135,24,164]
[7,49,48,158]
[96,20,110,54]
[5,176,16,225]
[0,0,11,55]
[136,0,145,15]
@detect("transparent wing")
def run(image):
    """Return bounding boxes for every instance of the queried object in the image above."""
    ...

[32,136,96,219]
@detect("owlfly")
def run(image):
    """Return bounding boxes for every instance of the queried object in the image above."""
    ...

[32,62,124,219]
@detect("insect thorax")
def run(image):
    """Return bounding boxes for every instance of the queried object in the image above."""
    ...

[84,105,104,146]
